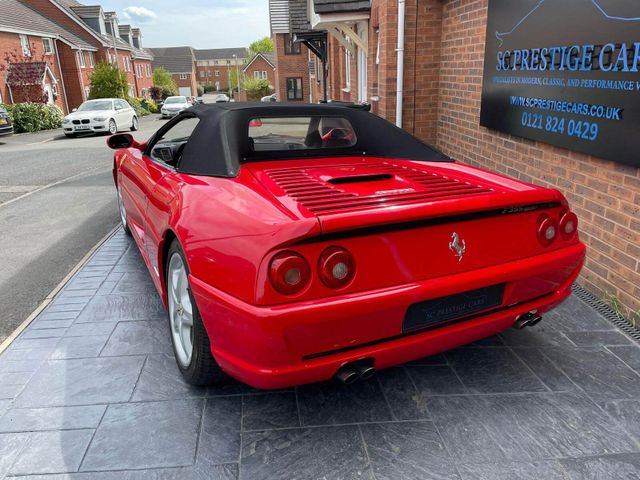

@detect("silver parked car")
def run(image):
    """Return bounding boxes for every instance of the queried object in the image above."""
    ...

[161,96,191,118]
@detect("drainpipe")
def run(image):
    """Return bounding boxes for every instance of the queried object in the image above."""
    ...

[53,39,69,114]
[395,0,405,127]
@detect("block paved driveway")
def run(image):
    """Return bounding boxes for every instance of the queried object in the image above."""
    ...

[0,229,639,479]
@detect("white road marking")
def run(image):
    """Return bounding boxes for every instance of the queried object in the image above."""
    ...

[0,166,109,208]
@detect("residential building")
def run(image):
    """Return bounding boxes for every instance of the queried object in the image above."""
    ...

[1,0,154,110]
[148,46,197,97]
[194,47,247,93]
[271,0,640,317]
[242,52,276,88]
[0,0,96,113]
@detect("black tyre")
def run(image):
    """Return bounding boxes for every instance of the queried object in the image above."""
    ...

[116,188,131,236]
[131,116,139,131]
[166,239,226,385]
[108,119,117,135]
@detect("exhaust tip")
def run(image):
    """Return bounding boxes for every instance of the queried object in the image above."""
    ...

[513,311,543,329]
[358,366,376,380]
[335,367,359,385]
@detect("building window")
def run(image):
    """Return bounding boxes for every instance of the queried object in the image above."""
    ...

[77,50,86,68]
[146,64,151,77]
[42,38,54,55]
[19,35,31,57]
[84,86,90,100]
[345,50,351,89]
[124,57,131,72]
[179,73,188,79]
[286,77,303,100]
[215,70,220,77]
[284,34,301,55]
[88,51,95,67]
[200,71,205,78]
[254,70,268,80]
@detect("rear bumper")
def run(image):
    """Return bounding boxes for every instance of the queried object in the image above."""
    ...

[190,242,585,389]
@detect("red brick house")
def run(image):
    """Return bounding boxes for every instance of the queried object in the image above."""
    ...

[272,0,640,318]
[242,52,276,90]
[0,0,97,113]
[194,48,247,94]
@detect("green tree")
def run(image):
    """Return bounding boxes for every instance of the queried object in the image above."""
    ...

[243,78,271,100]
[152,67,178,96]
[247,37,274,60]
[88,63,128,99]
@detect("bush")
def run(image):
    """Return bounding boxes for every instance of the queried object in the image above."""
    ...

[203,85,218,93]
[88,63,128,99]
[126,97,150,117]
[196,85,204,97]
[142,98,159,113]
[1,102,63,133]
[243,78,271,101]
[152,67,178,96]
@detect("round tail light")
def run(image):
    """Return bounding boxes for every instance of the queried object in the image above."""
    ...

[318,247,355,289]
[560,211,578,239]
[537,215,559,247]
[269,251,310,295]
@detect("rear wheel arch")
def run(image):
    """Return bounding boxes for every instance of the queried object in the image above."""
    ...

[159,229,179,302]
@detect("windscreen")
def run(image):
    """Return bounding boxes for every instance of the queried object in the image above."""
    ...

[248,116,357,152]
[77,100,113,111]
[165,97,187,104]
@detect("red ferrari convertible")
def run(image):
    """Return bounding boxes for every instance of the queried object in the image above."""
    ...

[109,103,585,389]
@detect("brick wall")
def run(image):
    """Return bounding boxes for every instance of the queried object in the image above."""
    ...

[273,33,310,102]
[0,31,66,112]
[132,59,153,97]
[196,64,233,91]
[431,0,640,315]
[171,73,197,96]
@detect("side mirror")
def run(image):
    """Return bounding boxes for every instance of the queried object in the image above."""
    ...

[107,133,134,149]
[72,108,77,112]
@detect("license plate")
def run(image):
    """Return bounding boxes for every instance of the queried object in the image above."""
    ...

[403,284,505,333]
[75,125,90,130]
[0,118,6,125]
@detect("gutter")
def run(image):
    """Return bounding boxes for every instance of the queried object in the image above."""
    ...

[395,0,405,128]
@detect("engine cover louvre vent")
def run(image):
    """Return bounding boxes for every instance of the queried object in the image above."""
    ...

[261,161,495,216]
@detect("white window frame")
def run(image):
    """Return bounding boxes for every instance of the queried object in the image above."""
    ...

[42,38,54,55]
[179,73,188,80]
[20,35,31,57]
[344,49,351,89]
[77,50,86,68]
[253,70,268,80]
[215,70,220,77]
[88,51,95,67]
[146,64,151,77]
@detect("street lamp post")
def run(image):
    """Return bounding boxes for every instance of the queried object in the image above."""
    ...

[233,54,240,100]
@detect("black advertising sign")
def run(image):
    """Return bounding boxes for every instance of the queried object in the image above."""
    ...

[480,0,640,167]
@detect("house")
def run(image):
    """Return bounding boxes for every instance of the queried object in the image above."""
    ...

[194,47,247,93]
[2,0,153,110]
[242,52,276,90]
[0,0,97,113]
[148,46,197,97]
[270,0,640,317]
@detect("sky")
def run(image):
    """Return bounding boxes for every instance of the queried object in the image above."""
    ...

[98,0,270,49]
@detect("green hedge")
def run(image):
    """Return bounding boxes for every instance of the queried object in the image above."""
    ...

[126,97,150,117]
[0,103,63,133]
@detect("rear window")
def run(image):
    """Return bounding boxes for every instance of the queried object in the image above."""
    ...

[248,116,357,152]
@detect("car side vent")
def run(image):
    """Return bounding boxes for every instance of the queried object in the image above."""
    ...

[328,174,393,185]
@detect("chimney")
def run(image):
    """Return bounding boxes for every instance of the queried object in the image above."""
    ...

[132,28,142,49]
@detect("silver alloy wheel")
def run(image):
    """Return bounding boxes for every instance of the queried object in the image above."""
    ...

[109,119,117,134]
[168,252,194,368]
[117,188,127,230]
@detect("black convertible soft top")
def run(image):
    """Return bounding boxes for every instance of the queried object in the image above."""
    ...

[169,102,451,177]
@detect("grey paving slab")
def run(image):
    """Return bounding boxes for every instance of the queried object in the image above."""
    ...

[0,400,10,418]
[511,348,577,392]
[50,336,110,360]
[196,396,241,466]
[242,393,299,431]
[600,399,640,443]
[360,421,459,480]
[100,321,172,357]
[297,379,392,426]
[75,294,165,323]
[11,337,61,350]
[0,432,30,478]
[64,322,117,338]
[457,460,569,480]
[560,453,640,479]
[499,325,574,347]
[31,319,75,330]
[0,359,42,374]
[607,345,640,371]
[541,347,640,401]
[407,365,468,395]
[0,405,106,433]
[0,383,24,400]
[9,429,94,476]
[111,271,158,295]
[544,296,615,331]
[20,328,68,339]
[376,367,431,421]
[445,347,547,393]
[82,399,202,471]
[9,464,239,479]
[563,330,633,346]
[130,354,206,401]
[15,356,145,407]
[240,426,373,480]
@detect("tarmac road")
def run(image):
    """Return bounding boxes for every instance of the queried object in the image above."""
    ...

[0,116,164,343]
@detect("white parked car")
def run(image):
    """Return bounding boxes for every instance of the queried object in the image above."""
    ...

[261,93,277,102]
[63,98,137,137]
[161,96,191,118]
